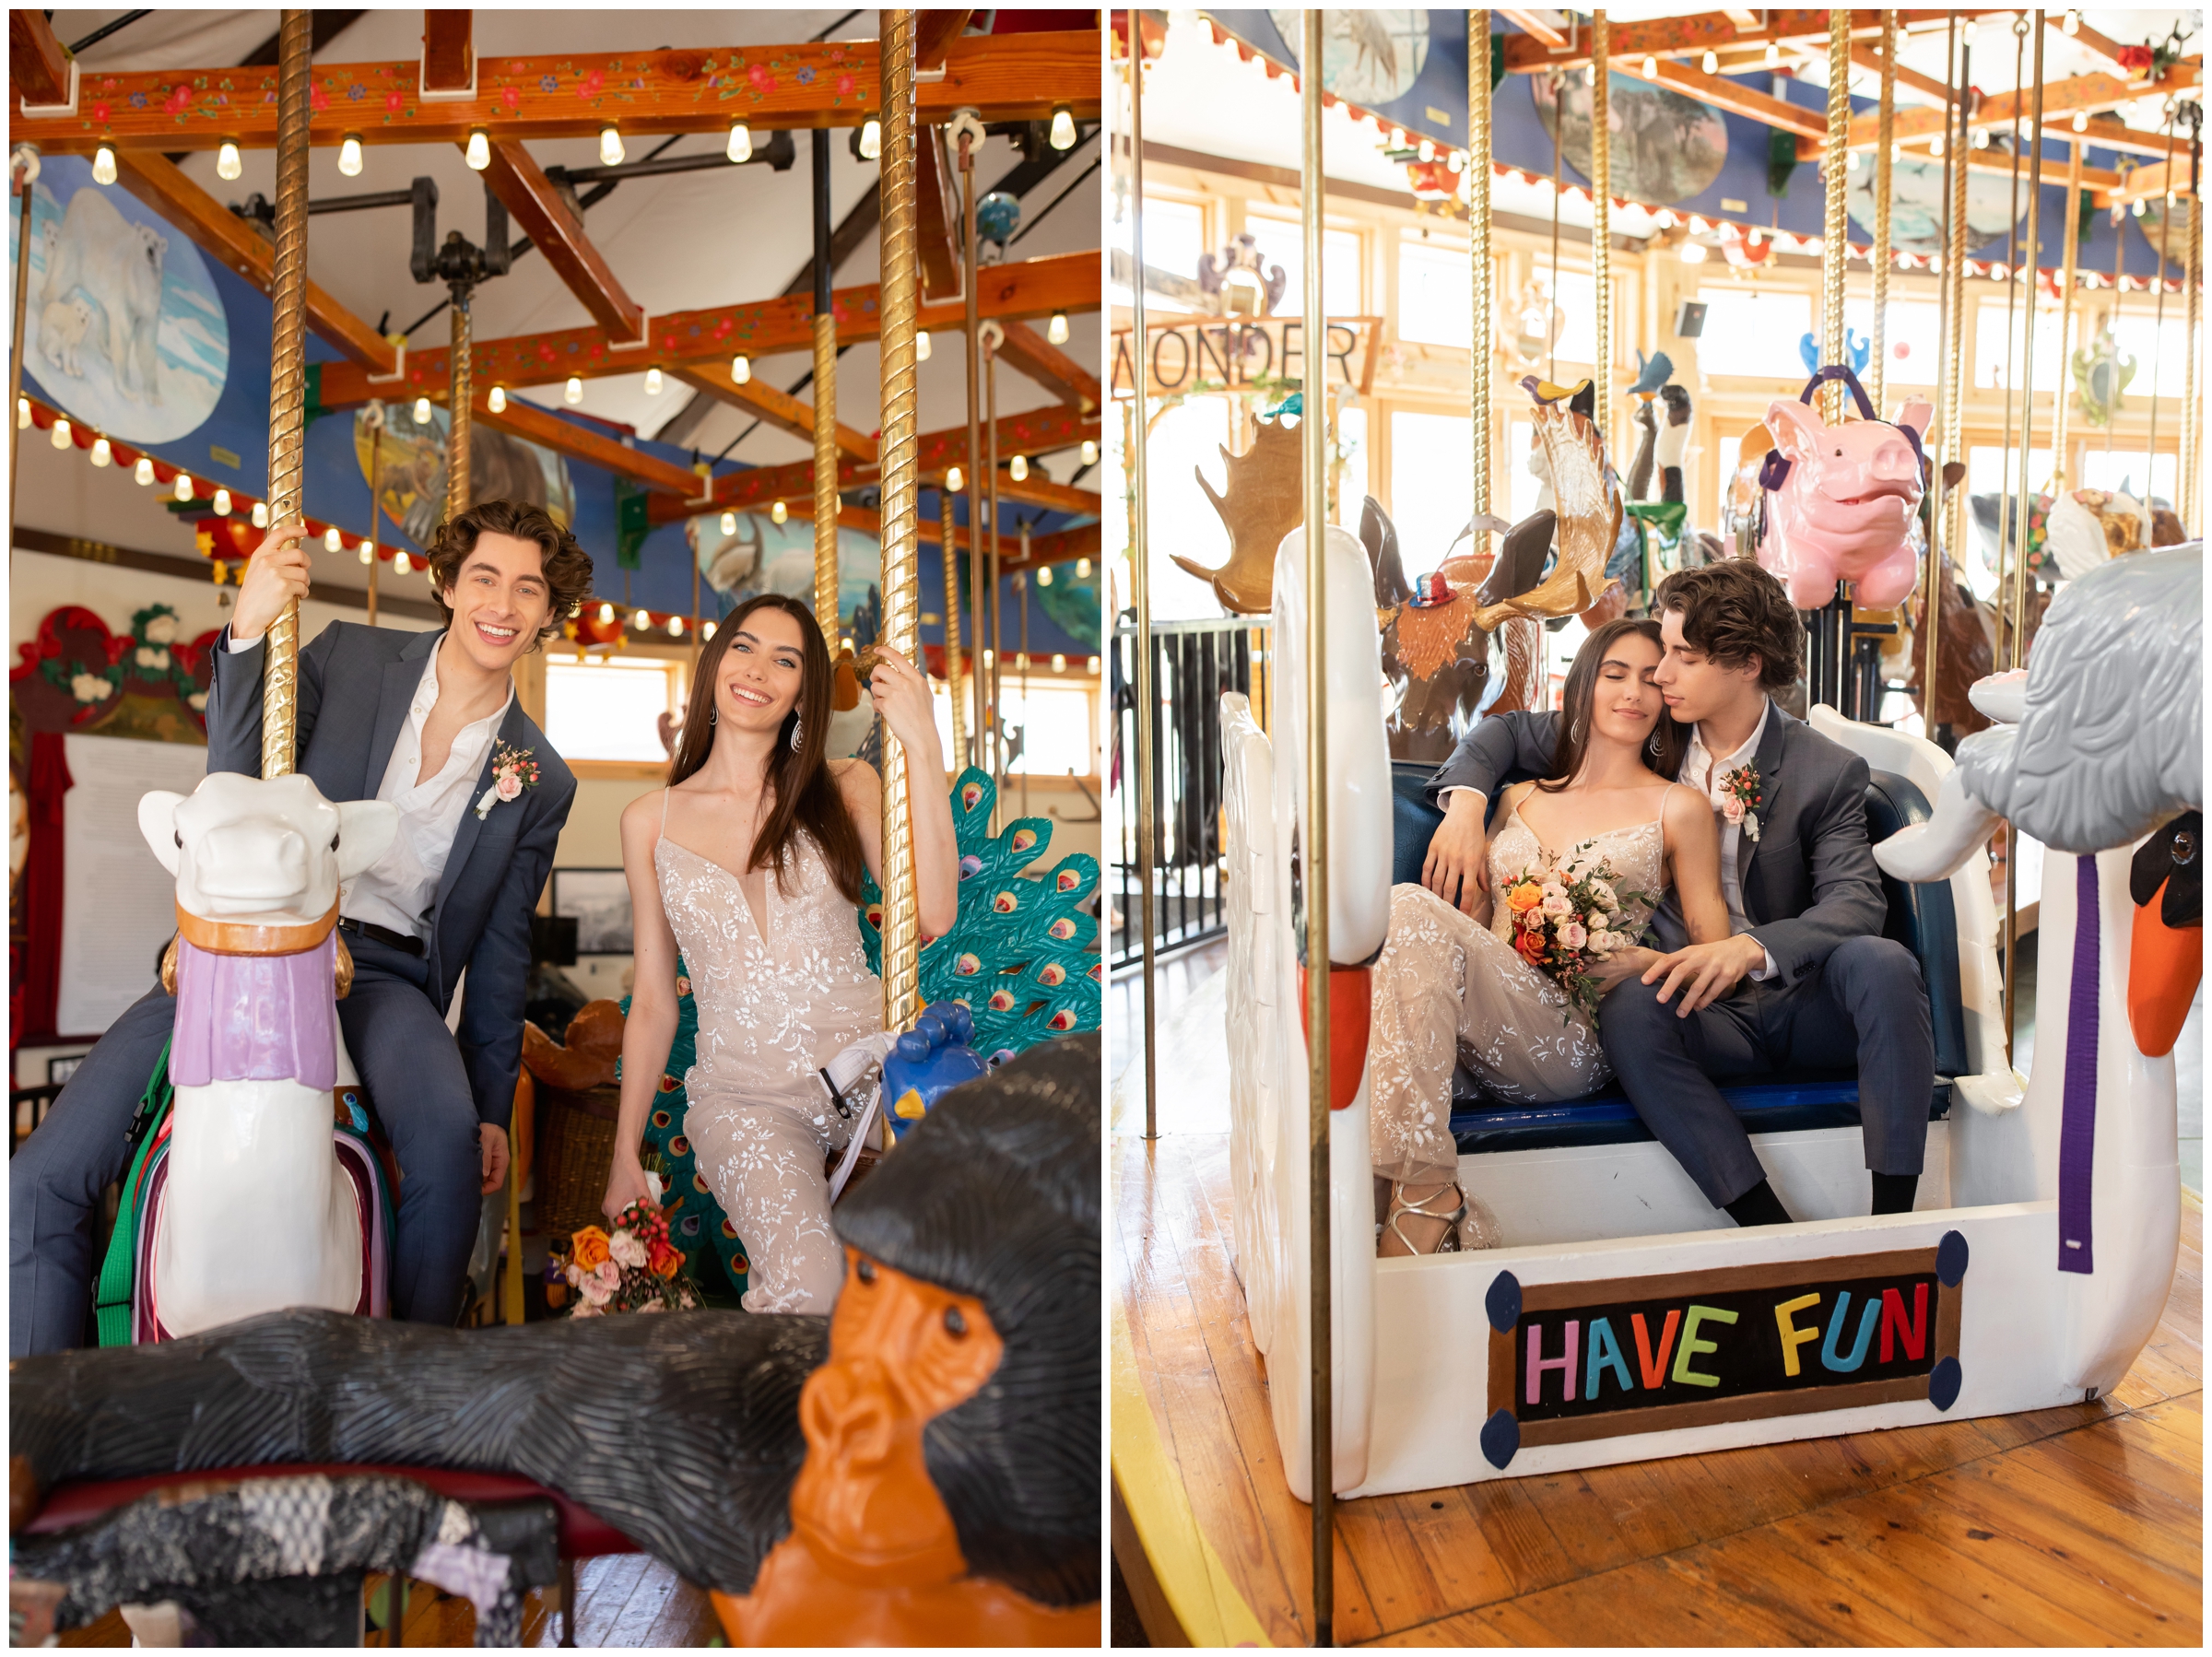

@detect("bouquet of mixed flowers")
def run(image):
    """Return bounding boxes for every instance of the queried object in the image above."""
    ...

[551,1200,700,1317]
[1500,846,1653,1026]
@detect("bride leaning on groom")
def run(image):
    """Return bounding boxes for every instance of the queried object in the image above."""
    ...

[1367,560,1936,1256]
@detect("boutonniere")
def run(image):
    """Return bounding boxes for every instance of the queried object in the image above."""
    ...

[1720,762,1764,842]
[476,743,541,819]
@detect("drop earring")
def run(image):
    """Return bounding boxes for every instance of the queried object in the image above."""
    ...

[789,713,803,753]
[709,706,717,725]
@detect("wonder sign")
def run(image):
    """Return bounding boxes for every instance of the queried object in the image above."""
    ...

[1477,1233,1969,1470]
[1108,318,1380,401]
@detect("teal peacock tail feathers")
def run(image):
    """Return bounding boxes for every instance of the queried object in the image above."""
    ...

[858,767,1102,1053]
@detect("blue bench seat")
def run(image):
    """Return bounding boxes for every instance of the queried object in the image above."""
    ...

[1390,754,1967,1158]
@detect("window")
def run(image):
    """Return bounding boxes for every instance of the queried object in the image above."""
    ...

[1966,445,2054,499]
[1971,300,2064,390]
[1843,298,1940,388]
[1112,194,1208,313]
[1138,396,1235,620]
[544,652,683,762]
[1335,405,1369,527]
[2077,447,2177,504]
[1398,235,1470,347]
[1693,286,1811,378]
[1507,417,1544,525]
[2109,311,2195,385]
[932,679,1099,778]
[1388,410,1473,570]
[1528,269,1595,369]
[1242,211,1363,316]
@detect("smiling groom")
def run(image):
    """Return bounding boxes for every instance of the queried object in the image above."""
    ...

[10,500,583,1353]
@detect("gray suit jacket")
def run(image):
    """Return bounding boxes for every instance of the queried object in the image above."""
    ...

[205,624,578,1128]
[1425,706,1888,986]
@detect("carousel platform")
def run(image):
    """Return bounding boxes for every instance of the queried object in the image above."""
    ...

[1110,950,2205,1648]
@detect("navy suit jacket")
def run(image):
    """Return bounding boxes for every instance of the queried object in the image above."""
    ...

[205,623,577,1129]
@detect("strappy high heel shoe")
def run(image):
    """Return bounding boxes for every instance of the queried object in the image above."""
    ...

[1382,1181,1468,1257]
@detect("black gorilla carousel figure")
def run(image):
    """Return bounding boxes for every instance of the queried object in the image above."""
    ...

[9,1032,1101,1646]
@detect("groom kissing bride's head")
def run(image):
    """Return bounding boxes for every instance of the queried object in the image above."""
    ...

[1646,560,1805,744]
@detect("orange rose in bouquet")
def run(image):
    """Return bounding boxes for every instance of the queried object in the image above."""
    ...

[556,1203,700,1317]
[569,1226,612,1273]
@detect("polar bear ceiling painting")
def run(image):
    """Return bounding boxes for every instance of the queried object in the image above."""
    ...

[14,154,229,444]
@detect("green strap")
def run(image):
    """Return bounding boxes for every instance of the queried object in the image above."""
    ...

[94,1040,173,1346]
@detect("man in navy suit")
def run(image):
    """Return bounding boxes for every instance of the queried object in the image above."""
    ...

[11,500,585,1352]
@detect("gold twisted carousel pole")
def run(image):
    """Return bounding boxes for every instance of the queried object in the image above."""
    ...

[1300,14,1334,1644]
[1128,29,1159,1140]
[877,9,924,1038]
[1820,7,1850,427]
[814,128,841,646]
[1469,12,1493,559]
[262,9,314,780]
[958,122,984,772]
[2050,133,2084,487]
[1590,13,1610,451]
[1989,17,2029,611]
[1869,12,1896,412]
[1924,18,1961,729]
[448,295,472,521]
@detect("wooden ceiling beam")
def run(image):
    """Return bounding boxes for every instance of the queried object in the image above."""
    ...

[915,10,974,72]
[994,320,1102,412]
[1847,43,1953,106]
[1498,10,1571,50]
[1639,59,1826,141]
[421,10,473,95]
[111,151,398,370]
[1501,10,2015,73]
[9,32,1101,153]
[916,127,965,305]
[469,392,706,495]
[1814,130,2123,194]
[2059,17,2141,76]
[477,138,645,342]
[1837,60,2202,148]
[2100,157,2194,207]
[317,249,1097,408]
[2047,112,2190,159]
[666,366,877,462]
[9,8,67,106]
[912,405,1099,477]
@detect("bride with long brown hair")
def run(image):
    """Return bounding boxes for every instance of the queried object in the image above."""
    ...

[604,594,959,1312]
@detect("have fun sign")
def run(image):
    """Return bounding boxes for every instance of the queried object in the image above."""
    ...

[1478,1235,1969,1470]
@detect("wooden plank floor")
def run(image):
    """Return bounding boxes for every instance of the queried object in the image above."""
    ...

[56,1555,721,1647]
[1116,1130,2205,1647]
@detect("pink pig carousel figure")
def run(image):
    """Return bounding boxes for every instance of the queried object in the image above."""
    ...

[1757,365,1933,612]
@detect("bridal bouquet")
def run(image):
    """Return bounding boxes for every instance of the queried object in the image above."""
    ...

[553,1199,700,1317]
[1501,848,1652,1026]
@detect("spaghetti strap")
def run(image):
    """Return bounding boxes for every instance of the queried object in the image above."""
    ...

[659,787,671,840]
[1656,780,1678,860]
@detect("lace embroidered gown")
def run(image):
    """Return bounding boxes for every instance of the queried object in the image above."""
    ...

[1369,793,1667,1188]
[654,805,882,1314]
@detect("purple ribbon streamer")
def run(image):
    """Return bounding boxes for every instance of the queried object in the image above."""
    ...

[2057,856,2100,1274]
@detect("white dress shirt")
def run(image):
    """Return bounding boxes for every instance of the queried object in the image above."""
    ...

[1679,697,1777,981]
[229,630,512,940]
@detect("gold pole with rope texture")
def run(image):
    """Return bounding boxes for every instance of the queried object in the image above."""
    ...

[2050,135,2084,486]
[8,147,37,541]
[261,9,314,781]
[1300,13,1334,1644]
[1869,12,1896,413]
[1590,15,1610,452]
[959,124,985,772]
[814,128,841,646]
[876,9,924,1038]
[448,297,472,522]
[1819,8,1850,427]
[1469,12,1492,543]
[1924,18,1961,732]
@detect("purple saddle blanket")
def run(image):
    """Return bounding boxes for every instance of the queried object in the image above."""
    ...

[171,933,338,1092]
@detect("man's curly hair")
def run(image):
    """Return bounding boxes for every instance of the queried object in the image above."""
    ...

[423,499,594,645]
[1652,560,1803,692]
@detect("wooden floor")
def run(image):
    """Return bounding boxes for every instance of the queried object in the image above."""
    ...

[57,1555,720,1647]
[1115,1129,2205,1647]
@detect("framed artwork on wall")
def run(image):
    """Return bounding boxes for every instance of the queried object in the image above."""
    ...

[549,867,633,956]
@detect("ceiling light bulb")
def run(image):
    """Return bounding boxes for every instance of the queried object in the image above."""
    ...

[564,376,583,405]
[771,499,788,524]
[2072,111,2088,133]
[1076,557,1092,578]
[252,500,269,527]
[1051,652,1065,670]
[50,417,70,450]
[727,122,752,164]
[488,384,506,413]
[1418,137,1435,161]
[858,118,882,160]
[217,141,242,182]
[1930,134,1945,157]
[599,125,625,167]
[174,472,194,501]
[2131,197,2146,216]
[1080,439,1099,465]
[212,488,230,514]
[1583,63,1596,87]
[90,436,112,467]
[135,455,155,484]
[1846,149,1860,172]
[359,541,374,565]
[598,602,615,625]
[1038,570,1053,590]
[946,464,965,493]
[702,620,718,642]
[324,524,342,552]
[1679,241,1709,264]
[92,147,117,185]
[1642,55,1657,77]
[1047,311,1070,345]
[2167,187,2178,207]
[1702,49,1719,73]
[731,354,751,384]
[465,130,489,170]
[632,607,650,631]
[915,329,932,361]
[342,134,367,176]
[1009,453,1030,481]
[1963,19,1978,41]
[720,511,737,535]
[15,396,28,429]
[1972,127,1990,148]
[394,550,409,574]
[644,366,664,395]
[667,616,684,638]
[413,395,432,424]
[1765,41,1780,67]
[1049,106,1077,150]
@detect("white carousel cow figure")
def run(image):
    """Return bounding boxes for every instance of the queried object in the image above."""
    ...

[1876,541,2201,1394]
[134,773,400,1339]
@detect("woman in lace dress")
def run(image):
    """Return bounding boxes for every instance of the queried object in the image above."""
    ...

[1371,618,1730,1255]
[604,594,959,1312]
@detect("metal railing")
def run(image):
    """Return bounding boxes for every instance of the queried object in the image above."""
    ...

[1109,616,1265,968]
